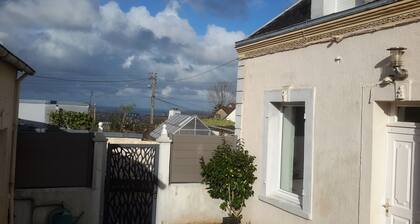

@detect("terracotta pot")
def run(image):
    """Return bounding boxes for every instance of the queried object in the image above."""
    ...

[222,217,240,224]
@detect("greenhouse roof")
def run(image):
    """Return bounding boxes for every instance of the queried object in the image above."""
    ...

[150,114,211,139]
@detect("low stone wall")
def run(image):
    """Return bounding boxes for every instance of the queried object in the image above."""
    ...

[157,183,224,224]
[155,131,227,224]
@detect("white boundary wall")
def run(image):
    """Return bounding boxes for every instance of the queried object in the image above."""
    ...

[155,126,225,224]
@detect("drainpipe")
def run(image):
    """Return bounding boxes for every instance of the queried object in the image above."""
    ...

[9,72,29,224]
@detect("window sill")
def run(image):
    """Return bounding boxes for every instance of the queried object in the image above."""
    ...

[259,194,311,220]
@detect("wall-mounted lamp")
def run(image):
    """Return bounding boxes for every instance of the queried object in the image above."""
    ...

[387,47,408,80]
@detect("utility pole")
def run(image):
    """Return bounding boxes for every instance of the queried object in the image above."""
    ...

[89,91,96,124]
[149,72,157,125]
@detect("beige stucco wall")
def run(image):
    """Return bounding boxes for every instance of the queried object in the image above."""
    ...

[0,61,17,224]
[238,21,420,224]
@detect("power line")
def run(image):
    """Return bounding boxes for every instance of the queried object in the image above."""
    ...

[163,58,238,83]
[21,58,239,112]
[155,97,194,111]
[40,71,146,76]
[28,58,238,85]
[157,94,205,103]
[32,75,150,83]
[22,79,150,88]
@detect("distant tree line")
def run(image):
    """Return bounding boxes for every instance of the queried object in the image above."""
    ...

[49,105,156,133]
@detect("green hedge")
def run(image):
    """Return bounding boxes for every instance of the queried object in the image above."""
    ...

[202,118,234,128]
[49,110,94,130]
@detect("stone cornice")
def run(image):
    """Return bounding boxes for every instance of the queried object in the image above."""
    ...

[236,0,420,59]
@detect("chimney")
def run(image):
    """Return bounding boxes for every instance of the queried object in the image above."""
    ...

[168,108,181,118]
[311,0,366,19]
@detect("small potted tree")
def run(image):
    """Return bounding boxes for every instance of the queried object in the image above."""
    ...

[200,140,257,224]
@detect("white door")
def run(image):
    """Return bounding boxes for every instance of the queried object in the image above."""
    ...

[386,127,420,224]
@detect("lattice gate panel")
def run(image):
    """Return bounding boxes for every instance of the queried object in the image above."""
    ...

[103,144,159,224]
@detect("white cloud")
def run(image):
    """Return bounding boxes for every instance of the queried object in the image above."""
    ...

[0,0,98,29]
[116,87,142,96]
[196,25,245,63]
[98,1,127,33]
[122,55,135,69]
[161,86,173,97]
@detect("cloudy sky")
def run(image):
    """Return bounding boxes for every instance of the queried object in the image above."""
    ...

[0,0,295,111]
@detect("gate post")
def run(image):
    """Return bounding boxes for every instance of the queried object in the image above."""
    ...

[92,132,108,224]
[155,125,172,224]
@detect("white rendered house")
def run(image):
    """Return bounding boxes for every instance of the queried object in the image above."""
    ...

[235,0,420,223]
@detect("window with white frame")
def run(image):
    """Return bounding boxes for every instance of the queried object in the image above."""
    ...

[260,88,315,219]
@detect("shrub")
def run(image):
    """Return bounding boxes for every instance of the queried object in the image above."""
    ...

[200,140,257,220]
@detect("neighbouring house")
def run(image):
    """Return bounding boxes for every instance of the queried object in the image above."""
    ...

[235,0,420,224]
[213,103,235,119]
[0,43,35,224]
[225,108,236,122]
[202,117,235,136]
[19,99,89,124]
[150,109,212,139]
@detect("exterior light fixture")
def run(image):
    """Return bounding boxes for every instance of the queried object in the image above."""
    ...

[387,47,408,80]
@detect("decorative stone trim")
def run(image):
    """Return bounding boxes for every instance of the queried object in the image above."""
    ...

[237,0,420,59]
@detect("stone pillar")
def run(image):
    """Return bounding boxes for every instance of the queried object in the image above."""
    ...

[155,125,172,224]
[91,132,108,224]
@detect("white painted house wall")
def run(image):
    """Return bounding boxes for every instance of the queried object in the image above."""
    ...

[236,19,420,224]
[18,101,48,123]
[226,108,236,122]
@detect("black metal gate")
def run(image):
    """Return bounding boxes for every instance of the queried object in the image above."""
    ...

[103,144,159,224]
